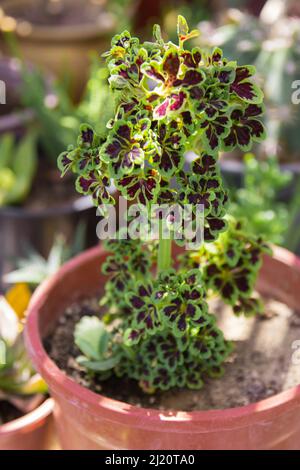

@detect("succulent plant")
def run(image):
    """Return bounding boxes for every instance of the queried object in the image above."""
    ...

[4,224,87,287]
[0,293,47,423]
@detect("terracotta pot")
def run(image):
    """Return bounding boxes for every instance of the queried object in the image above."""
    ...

[0,398,54,450]
[0,0,115,100]
[25,245,300,450]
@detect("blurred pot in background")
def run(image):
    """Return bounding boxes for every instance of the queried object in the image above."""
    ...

[0,195,98,293]
[0,398,54,450]
[0,124,98,294]
[0,57,35,136]
[0,0,117,100]
[0,292,54,449]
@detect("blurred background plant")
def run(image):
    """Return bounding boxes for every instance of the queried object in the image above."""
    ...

[4,222,87,287]
[0,131,37,207]
[0,56,114,287]
[158,0,211,41]
[0,287,47,425]
[0,0,135,99]
[0,54,114,206]
[20,57,114,166]
[229,154,294,246]
[0,222,86,424]
[196,0,300,163]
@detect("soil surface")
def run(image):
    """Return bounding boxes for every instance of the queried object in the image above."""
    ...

[0,394,45,425]
[0,401,23,426]
[45,295,300,411]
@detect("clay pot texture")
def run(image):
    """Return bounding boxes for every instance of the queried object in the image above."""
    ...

[25,246,300,450]
[0,398,54,450]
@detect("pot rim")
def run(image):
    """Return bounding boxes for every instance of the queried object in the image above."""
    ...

[1,0,116,41]
[25,245,300,429]
[0,398,54,436]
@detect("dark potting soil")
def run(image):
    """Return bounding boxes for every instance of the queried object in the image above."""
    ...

[45,295,300,411]
[0,401,23,426]
[0,395,45,425]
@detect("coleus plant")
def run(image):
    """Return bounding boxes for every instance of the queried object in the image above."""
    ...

[59,17,269,392]
[197,4,300,162]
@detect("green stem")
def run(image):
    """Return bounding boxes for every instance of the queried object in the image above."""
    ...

[157,219,172,273]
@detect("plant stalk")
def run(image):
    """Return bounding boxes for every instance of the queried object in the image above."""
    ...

[157,219,172,273]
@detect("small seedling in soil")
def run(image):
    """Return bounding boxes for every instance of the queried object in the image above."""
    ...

[58,16,270,392]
